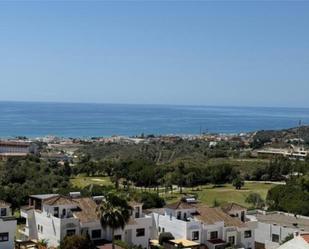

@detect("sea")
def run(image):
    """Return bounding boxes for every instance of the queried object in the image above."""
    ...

[1,101,309,138]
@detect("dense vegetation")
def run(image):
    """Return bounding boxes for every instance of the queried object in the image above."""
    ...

[0,156,71,208]
[267,175,309,215]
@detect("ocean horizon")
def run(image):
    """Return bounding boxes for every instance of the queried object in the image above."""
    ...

[1,101,309,138]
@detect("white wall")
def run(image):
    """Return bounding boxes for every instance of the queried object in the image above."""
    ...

[34,211,80,247]
[239,228,255,249]
[254,221,298,248]
[127,216,152,248]
[0,218,17,249]
[152,213,188,239]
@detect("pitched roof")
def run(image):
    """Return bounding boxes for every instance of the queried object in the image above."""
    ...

[144,208,165,215]
[0,200,10,207]
[194,205,247,228]
[165,201,195,210]
[301,234,309,243]
[43,195,77,206]
[221,203,246,213]
[72,197,99,223]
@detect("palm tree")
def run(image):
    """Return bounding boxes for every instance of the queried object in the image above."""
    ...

[97,196,131,249]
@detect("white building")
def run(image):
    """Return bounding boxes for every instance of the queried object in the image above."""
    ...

[277,233,309,249]
[149,198,255,249]
[247,210,309,249]
[20,194,152,248]
[0,200,17,249]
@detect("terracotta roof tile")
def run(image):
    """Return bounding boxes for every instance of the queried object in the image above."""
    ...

[194,205,247,228]
[165,201,194,210]
[221,203,246,213]
[301,234,309,243]
[43,195,77,206]
[72,197,99,223]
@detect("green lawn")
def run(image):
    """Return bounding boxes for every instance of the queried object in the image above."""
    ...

[70,176,274,208]
[162,182,274,208]
[70,175,113,188]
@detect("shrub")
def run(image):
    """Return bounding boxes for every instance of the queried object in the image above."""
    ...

[159,232,175,245]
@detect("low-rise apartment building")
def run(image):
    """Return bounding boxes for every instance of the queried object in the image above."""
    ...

[0,200,17,249]
[20,194,152,248]
[247,210,309,249]
[149,198,255,249]
[0,140,38,160]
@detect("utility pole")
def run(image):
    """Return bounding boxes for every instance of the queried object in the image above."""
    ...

[298,120,302,148]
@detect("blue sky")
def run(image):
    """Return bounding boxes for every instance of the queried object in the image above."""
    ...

[0,1,308,107]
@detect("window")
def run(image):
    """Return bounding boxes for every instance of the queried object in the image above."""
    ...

[241,211,245,222]
[66,229,76,236]
[214,245,225,249]
[0,233,9,242]
[162,228,165,233]
[37,225,43,233]
[244,230,252,238]
[136,228,145,237]
[135,207,140,218]
[177,211,181,220]
[210,231,218,240]
[114,235,122,240]
[272,234,280,243]
[62,208,66,218]
[228,236,235,245]
[91,229,102,239]
[54,207,59,218]
[184,213,187,220]
[0,208,7,217]
[192,231,199,241]
[158,227,161,233]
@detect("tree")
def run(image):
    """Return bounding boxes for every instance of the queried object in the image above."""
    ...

[212,198,220,207]
[97,195,131,249]
[134,192,165,209]
[232,177,244,190]
[245,193,264,209]
[210,164,236,185]
[159,232,175,245]
[175,162,186,193]
[60,235,95,249]
[267,183,309,216]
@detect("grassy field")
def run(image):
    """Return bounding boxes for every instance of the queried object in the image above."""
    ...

[70,176,274,208]
[70,175,113,188]
[162,182,274,207]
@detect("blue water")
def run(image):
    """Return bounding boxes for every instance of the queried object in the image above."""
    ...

[0,101,309,138]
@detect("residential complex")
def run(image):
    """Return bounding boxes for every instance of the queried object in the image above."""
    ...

[149,198,255,249]
[20,194,152,248]
[1,194,306,249]
[0,200,17,249]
